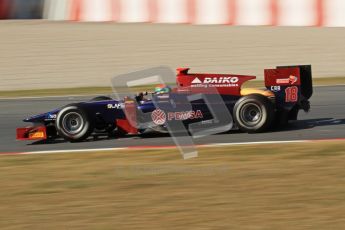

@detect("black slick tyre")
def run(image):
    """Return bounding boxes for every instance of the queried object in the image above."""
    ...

[233,94,275,133]
[55,105,93,142]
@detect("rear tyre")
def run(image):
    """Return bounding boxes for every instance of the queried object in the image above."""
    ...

[233,94,275,133]
[55,105,93,142]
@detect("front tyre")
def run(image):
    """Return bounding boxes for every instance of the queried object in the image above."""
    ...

[55,105,93,142]
[233,94,275,133]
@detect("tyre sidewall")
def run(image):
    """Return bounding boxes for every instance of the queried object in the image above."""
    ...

[233,94,275,133]
[55,105,93,141]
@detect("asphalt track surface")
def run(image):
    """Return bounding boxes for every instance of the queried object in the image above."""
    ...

[0,86,344,153]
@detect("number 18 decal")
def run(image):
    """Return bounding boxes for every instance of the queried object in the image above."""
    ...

[285,86,298,102]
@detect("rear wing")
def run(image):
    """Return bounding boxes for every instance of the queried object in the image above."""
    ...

[277,65,313,100]
[264,65,313,111]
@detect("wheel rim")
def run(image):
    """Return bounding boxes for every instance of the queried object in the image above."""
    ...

[62,112,84,135]
[239,103,262,126]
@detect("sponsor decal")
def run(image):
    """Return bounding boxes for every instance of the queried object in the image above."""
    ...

[191,76,239,88]
[191,77,202,84]
[151,109,166,125]
[151,109,203,125]
[107,103,122,109]
[204,77,239,84]
[270,86,281,92]
[276,75,298,85]
[48,114,57,119]
[167,110,203,121]
[285,86,299,102]
[201,120,213,125]
[29,131,45,139]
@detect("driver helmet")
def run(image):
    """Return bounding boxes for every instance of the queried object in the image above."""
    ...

[154,84,171,94]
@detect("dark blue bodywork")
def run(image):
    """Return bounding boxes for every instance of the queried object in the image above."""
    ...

[24,99,125,124]
[23,94,242,130]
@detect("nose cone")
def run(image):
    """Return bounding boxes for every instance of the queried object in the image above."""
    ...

[23,109,60,123]
[23,113,45,122]
[23,117,31,122]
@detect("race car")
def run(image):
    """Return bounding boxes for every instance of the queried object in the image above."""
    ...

[16,65,313,142]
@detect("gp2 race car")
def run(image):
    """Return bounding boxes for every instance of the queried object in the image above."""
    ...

[16,65,313,142]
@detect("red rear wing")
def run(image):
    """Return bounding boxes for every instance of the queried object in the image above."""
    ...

[264,65,313,101]
[176,68,256,96]
[264,67,301,87]
[263,65,313,111]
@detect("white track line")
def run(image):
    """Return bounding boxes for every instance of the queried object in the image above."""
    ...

[2,139,343,156]
[21,147,128,155]
[206,140,309,147]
